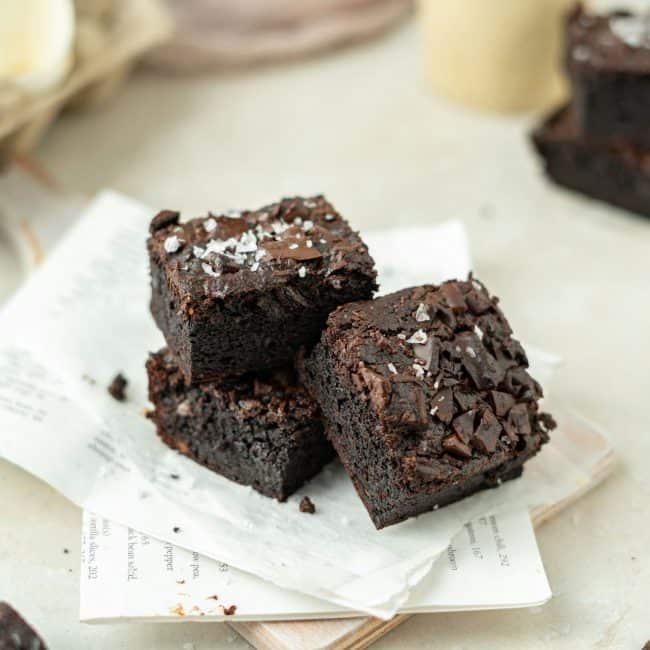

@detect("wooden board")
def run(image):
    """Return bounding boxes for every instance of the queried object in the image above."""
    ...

[229,410,615,650]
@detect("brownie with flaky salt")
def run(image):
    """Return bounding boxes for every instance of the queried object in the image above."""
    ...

[300,278,555,529]
[566,5,650,147]
[147,196,377,384]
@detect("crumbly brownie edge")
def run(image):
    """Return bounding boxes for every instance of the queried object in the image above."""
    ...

[146,351,335,500]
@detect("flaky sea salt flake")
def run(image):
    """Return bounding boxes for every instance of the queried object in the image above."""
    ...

[407,329,428,345]
[414,303,430,322]
[164,235,182,254]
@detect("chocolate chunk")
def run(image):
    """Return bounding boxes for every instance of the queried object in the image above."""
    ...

[386,380,429,431]
[503,367,542,401]
[415,459,450,481]
[150,209,180,233]
[213,216,249,239]
[222,605,237,616]
[107,373,128,401]
[431,387,455,424]
[508,403,532,435]
[456,332,505,390]
[358,365,391,412]
[472,409,502,454]
[299,496,316,514]
[491,391,515,417]
[465,288,493,314]
[442,433,473,459]
[0,602,48,650]
[261,239,323,261]
[452,410,476,444]
[454,390,479,411]
[440,282,466,312]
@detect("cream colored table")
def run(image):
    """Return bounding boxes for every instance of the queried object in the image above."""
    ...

[1,18,648,650]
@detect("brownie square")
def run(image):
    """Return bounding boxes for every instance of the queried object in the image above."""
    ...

[146,348,335,500]
[300,279,555,529]
[148,196,377,384]
[566,5,650,147]
[0,602,47,650]
[532,104,650,218]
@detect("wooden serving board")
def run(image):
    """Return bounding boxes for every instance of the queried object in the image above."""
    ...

[229,410,615,650]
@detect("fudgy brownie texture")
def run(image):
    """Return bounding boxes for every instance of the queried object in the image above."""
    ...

[532,104,650,218]
[0,602,47,650]
[148,196,377,384]
[146,348,335,500]
[566,5,650,147]
[300,278,555,529]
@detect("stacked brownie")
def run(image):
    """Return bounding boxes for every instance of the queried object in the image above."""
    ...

[532,5,650,218]
[147,196,555,528]
[146,196,377,500]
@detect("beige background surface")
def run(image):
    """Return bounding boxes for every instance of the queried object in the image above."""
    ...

[0,17,648,650]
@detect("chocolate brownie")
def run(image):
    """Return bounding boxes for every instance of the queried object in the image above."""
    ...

[148,196,377,384]
[146,348,335,500]
[0,602,47,650]
[300,278,555,529]
[532,104,650,218]
[566,5,650,147]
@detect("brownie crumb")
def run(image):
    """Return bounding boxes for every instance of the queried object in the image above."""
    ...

[299,496,316,514]
[170,474,180,480]
[206,595,218,601]
[108,373,128,401]
[150,209,180,233]
[222,605,237,616]
[0,602,48,649]
[173,527,181,533]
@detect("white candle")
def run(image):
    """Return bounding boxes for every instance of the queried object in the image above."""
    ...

[418,0,573,113]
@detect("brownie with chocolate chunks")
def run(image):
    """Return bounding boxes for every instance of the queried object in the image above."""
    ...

[566,5,650,147]
[146,348,335,500]
[532,104,650,218]
[148,196,377,384]
[300,278,555,529]
[0,602,48,650]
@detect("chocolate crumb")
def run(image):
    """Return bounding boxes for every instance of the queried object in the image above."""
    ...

[107,373,128,401]
[170,474,180,480]
[222,605,237,616]
[173,527,181,533]
[150,209,180,233]
[206,595,219,601]
[0,602,48,649]
[299,496,316,514]
[63,548,69,554]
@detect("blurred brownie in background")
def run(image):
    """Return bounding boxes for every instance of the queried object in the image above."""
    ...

[566,5,650,147]
[532,104,650,218]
